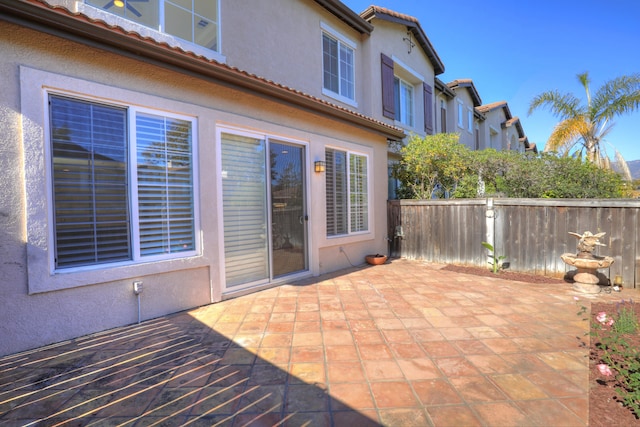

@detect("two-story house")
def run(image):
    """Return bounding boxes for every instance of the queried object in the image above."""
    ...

[0,0,409,356]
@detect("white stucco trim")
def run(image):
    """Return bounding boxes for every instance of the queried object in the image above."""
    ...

[21,66,210,294]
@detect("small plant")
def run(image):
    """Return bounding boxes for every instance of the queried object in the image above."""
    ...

[589,299,640,418]
[481,241,506,274]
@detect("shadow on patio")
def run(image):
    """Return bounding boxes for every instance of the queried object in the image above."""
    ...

[1,259,636,426]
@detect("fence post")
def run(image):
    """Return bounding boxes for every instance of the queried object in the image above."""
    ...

[485,198,495,267]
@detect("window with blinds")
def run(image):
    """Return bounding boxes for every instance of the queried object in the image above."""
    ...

[49,95,196,269]
[322,31,355,101]
[325,148,368,236]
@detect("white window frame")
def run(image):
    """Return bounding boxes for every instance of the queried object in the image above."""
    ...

[457,101,464,128]
[325,147,370,237]
[21,66,205,294]
[78,0,225,63]
[321,22,357,107]
[390,56,423,130]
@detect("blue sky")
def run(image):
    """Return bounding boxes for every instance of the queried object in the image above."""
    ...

[342,0,640,161]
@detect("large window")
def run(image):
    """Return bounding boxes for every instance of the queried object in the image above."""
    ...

[85,0,219,52]
[394,77,414,127]
[49,95,196,269]
[325,148,368,236]
[322,27,355,103]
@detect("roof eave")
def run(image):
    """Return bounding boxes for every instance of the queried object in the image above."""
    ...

[313,0,373,34]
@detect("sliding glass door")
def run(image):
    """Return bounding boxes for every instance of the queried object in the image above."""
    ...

[221,133,307,291]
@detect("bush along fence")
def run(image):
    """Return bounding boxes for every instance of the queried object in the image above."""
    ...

[387,199,640,288]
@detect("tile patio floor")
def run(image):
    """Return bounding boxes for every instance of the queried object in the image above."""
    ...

[1,259,637,426]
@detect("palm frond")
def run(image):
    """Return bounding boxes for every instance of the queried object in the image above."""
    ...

[592,73,640,121]
[544,117,591,153]
[528,91,584,119]
[577,72,592,106]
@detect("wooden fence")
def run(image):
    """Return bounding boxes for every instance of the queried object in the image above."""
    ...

[387,199,640,288]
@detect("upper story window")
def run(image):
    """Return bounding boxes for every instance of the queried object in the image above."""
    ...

[49,94,198,269]
[457,101,464,128]
[325,148,368,236]
[394,77,414,127]
[85,0,219,52]
[467,108,474,133]
[321,23,356,104]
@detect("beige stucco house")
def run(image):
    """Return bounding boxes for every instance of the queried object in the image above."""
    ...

[476,101,533,153]
[0,0,408,356]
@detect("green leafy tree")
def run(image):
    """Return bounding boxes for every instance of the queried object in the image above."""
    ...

[528,72,640,181]
[393,133,470,199]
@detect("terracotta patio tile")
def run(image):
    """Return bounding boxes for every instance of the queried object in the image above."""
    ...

[388,342,426,359]
[325,345,359,362]
[332,409,380,426]
[378,408,431,427]
[421,341,460,358]
[348,319,377,331]
[558,396,589,424]
[397,358,441,380]
[471,401,529,426]
[284,384,329,412]
[295,311,320,322]
[381,329,414,343]
[328,383,374,410]
[412,378,463,406]
[353,330,384,345]
[256,347,291,365]
[438,327,475,340]
[489,373,548,400]
[536,351,587,370]
[357,343,393,360]
[370,381,418,408]
[290,346,324,363]
[291,332,322,347]
[524,371,586,397]
[481,338,522,354]
[362,360,403,380]
[322,330,353,346]
[289,362,325,385]
[326,361,366,383]
[426,404,482,427]
[466,326,503,339]
[434,357,481,377]
[260,334,293,348]
[449,376,507,402]
[516,399,586,426]
[293,321,320,333]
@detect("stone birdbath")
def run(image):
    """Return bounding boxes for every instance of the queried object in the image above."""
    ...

[560,231,614,294]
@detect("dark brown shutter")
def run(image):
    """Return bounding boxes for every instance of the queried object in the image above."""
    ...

[381,53,395,119]
[423,83,433,134]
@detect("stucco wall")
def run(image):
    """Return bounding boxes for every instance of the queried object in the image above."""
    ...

[0,21,389,356]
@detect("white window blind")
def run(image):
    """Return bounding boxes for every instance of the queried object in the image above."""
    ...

[221,133,269,287]
[325,148,368,236]
[136,113,195,256]
[50,96,131,268]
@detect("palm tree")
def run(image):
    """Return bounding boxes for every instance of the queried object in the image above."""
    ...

[528,72,640,180]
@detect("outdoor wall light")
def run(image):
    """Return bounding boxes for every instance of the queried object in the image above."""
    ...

[114,0,124,7]
[614,274,623,286]
[314,160,326,173]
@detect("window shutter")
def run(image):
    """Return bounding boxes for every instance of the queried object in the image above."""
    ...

[423,83,433,134]
[325,149,347,236]
[381,53,395,119]
[136,113,195,257]
[50,96,131,268]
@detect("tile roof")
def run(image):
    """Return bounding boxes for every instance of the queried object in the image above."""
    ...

[2,0,405,139]
[446,79,482,106]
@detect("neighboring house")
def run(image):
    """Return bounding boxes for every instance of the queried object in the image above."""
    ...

[476,101,535,153]
[0,0,405,356]
[445,79,484,150]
